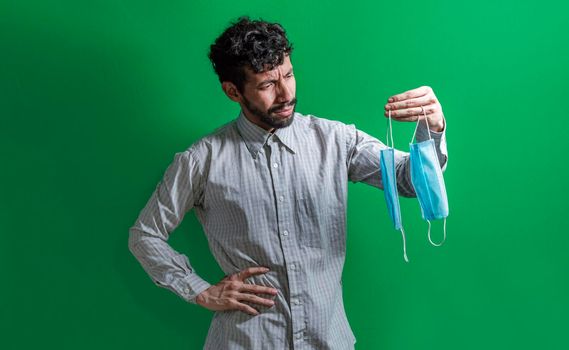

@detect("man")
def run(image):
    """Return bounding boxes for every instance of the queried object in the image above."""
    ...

[128,16,447,350]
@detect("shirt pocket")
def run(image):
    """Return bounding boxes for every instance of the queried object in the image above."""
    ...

[295,196,328,249]
[296,193,346,250]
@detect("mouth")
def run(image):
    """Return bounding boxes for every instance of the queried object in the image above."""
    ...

[273,105,294,117]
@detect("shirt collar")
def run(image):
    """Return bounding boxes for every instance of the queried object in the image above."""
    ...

[235,109,297,158]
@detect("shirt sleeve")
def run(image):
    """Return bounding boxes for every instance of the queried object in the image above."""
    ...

[345,117,448,197]
[128,150,211,304]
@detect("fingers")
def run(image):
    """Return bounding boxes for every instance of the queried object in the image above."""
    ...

[236,292,276,308]
[223,267,279,316]
[228,290,275,316]
[240,283,279,296]
[235,266,271,281]
[383,86,439,120]
[388,86,432,103]
[384,94,437,111]
[225,283,277,316]
[228,299,262,316]
[384,104,440,120]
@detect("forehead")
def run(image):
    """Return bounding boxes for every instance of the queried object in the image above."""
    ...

[245,55,293,82]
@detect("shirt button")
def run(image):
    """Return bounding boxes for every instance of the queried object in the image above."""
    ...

[278,195,284,202]
[296,332,303,339]
[184,288,190,294]
[273,162,279,168]
[293,299,301,305]
[290,264,296,270]
[282,230,289,236]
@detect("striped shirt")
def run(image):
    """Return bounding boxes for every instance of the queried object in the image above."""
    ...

[128,110,448,349]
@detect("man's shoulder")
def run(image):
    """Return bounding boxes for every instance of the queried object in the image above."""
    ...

[294,111,354,134]
[181,118,238,157]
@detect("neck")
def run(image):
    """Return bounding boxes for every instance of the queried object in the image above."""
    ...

[241,107,275,133]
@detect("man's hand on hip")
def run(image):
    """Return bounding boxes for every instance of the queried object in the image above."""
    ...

[195,266,278,316]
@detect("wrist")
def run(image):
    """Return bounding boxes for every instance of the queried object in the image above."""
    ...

[429,118,445,132]
[196,292,206,306]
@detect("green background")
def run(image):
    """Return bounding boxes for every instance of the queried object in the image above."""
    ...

[1,0,567,349]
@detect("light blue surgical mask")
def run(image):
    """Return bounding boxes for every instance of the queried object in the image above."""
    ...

[380,110,409,262]
[409,109,449,246]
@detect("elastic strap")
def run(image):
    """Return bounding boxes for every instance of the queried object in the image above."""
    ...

[410,106,431,144]
[427,218,447,247]
[400,227,409,263]
[386,109,395,148]
[386,110,408,262]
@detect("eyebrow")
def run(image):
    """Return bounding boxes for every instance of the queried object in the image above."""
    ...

[256,68,294,87]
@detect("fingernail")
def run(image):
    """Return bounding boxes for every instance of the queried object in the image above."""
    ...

[388,98,394,102]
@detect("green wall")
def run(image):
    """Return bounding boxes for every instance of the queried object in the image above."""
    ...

[1,0,567,349]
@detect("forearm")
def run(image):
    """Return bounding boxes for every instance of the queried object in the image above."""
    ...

[128,226,211,303]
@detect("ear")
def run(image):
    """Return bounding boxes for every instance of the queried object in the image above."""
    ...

[221,82,242,103]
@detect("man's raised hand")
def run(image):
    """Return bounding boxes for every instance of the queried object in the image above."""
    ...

[384,86,445,132]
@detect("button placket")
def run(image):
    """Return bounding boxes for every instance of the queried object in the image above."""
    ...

[266,138,306,343]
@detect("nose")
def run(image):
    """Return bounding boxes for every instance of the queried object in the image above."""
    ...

[276,78,293,103]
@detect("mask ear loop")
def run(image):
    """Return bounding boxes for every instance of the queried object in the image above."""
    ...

[427,218,447,246]
[386,109,395,148]
[386,110,409,262]
[400,227,409,262]
[410,106,431,144]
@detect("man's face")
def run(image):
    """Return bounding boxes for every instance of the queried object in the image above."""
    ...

[238,55,297,131]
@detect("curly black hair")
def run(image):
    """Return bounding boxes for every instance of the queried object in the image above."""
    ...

[208,16,294,93]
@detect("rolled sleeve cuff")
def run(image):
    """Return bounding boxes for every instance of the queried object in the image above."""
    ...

[415,117,446,142]
[170,273,212,304]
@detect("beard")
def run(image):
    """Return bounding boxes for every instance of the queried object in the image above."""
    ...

[242,96,297,129]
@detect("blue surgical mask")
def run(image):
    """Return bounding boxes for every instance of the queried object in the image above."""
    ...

[409,109,449,246]
[380,111,409,262]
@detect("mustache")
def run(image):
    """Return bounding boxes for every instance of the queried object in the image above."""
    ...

[269,98,297,113]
